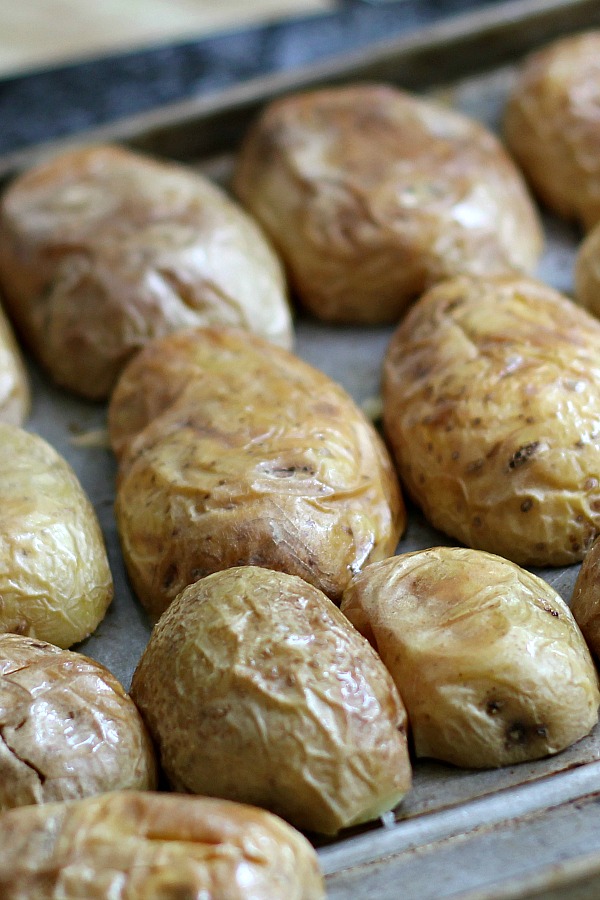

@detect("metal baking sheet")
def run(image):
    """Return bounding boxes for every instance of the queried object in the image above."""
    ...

[8,0,600,896]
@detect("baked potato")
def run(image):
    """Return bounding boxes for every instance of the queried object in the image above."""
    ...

[232,83,543,324]
[504,31,600,230]
[570,536,600,661]
[0,144,292,399]
[0,302,29,425]
[382,274,600,566]
[0,791,325,899]
[109,326,404,619]
[130,566,411,835]
[0,423,113,647]
[575,221,600,319]
[0,634,156,811]
[341,547,600,768]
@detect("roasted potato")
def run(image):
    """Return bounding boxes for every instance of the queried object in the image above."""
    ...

[0,423,113,647]
[0,144,292,400]
[382,274,600,566]
[504,31,600,230]
[0,634,156,811]
[575,222,600,318]
[341,547,600,768]
[0,791,325,899]
[130,566,411,835]
[109,326,404,619]
[0,302,29,425]
[232,83,543,324]
[570,536,600,660]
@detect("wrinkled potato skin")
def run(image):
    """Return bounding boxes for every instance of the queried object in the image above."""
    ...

[131,567,411,835]
[0,145,292,399]
[341,547,600,768]
[0,424,113,647]
[575,223,600,318]
[0,303,29,425]
[504,31,600,230]
[109,326,404,619]
[382,275,600,566]
[0,791,325,900]
[0,634,156,811]
[232,83,542,324]
[571,537,600,659]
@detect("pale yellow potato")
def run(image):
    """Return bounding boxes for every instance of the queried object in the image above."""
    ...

[0,144,292,400]
[0,791,325,900]
[0,634,156,811]
[130,566,411,835]
[504,31,600,230]
[575,221,600,318]
[109,326,404,620]
[570,536,600,660]
[341,547,600,768]
[0,302,29,425]
[232,83,542,324]
[382,274,600,566]
[0,424,113,647]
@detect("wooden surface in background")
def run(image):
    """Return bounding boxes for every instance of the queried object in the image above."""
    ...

[0,0,334,76]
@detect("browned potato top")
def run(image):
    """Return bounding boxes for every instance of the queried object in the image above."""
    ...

[0,302,29,425]
[233,83,542,324]
[383,274,600,566]
[504,31,600,230]
[0,791,325,899]
[0,144,292,399]
[342,547,600,768]
[131,566,411,835]
[109,326,404,618]
[0,634,157,811]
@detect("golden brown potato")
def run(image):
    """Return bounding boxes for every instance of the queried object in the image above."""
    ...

[0,144,292,400]
[0,634,156,811]
[0,791,325,899]
[382,274,600,566]
[109,326,404,619]
[341,547,600,768]
[232,83,543,324]
[131,566,411,835]
[0,423,113,647]
[0,302,29,425]
[570,536,600,660]
[575,222,600,318]
[504,31,600,230]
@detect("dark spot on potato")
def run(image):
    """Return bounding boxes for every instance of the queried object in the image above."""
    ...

[575,440,585,449]
[520,499,533,512]
[536,725,548,738]
[471,417,482,427]
[163,564,178,589]
[539,602,559,617]
[466,459,484,474]
[585,478,598,491]
[526,416,535,424]
[472,516,482,528]
[451,451,460,461]
[507,723,527,744]
[486,699,503,715]
[418,474,426,484]
[534,542,547,551]
[508,442,539,470]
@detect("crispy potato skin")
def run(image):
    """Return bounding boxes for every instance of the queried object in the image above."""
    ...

[109,326,404,619]
[232,83,542,324]
[341,547,600,768]
[575,222,600,318]
[130,567,411,835]
[0,791,325,899]
[0,144,292,399]
[0,634,156,811]
[504,31,600,230]
[571,537,600,660]
[382,275,600,566]
[0,303,29,425]
[0,423,113,647]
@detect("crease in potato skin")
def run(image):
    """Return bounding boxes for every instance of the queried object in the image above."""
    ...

[130,566,411,836]
[341,547,600,769]
[0,302,29,426]
[233,83,542,325]
[0,790,325,899]
[0,634,157,811]
[109,326,404,619]
[0,423,113,648]
[382,274,600,566]
[0,144,293,400]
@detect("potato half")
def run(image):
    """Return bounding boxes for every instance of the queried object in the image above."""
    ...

[109,326,404,619]
[0,634,156,811]
[130,566,411,835]
[504,31,600,230]
[570,537,600,661]
[0,423,113,647]
[0,791,325,900]
[575,222,600,319]
[0,302,29,425]
[0,144,292,399]
[382,274,600,566]
[341,547,600,768]
[233,83,542,324]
